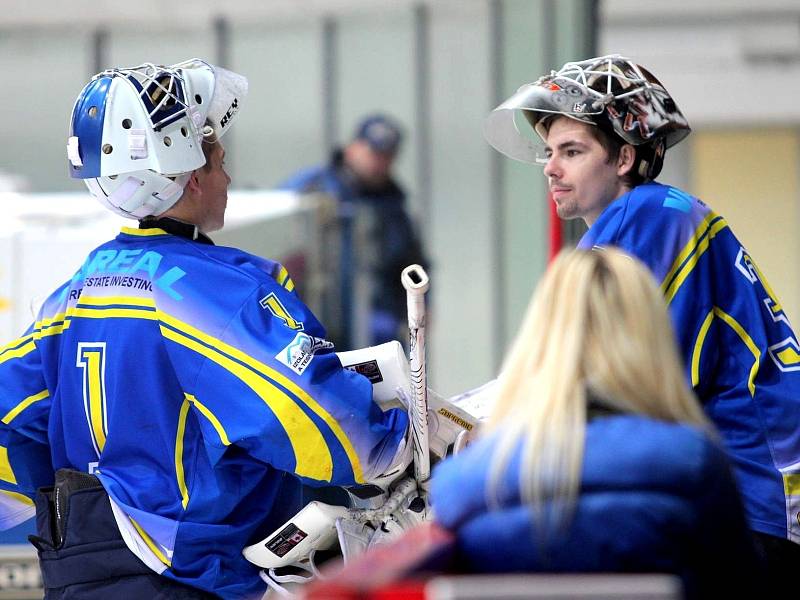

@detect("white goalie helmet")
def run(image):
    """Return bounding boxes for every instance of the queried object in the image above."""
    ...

[67,58,247,219]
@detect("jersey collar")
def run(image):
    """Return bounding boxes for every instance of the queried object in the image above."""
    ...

[137,217,214,245]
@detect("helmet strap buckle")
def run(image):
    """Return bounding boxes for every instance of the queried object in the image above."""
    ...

[128,129,148,160]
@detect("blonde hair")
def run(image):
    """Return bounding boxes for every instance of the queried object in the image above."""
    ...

[486,248,710,537]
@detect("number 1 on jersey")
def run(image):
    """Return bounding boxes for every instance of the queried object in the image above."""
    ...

[76,343,109,457]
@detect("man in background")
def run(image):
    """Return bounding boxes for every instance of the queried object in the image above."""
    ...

[280,114,427,349]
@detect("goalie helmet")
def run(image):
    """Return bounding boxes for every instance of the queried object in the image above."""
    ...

[67,59,247,219]
[484,54,690,180]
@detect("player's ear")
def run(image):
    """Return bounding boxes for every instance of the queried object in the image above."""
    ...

[617,144,637,177]
[184,169,203,196]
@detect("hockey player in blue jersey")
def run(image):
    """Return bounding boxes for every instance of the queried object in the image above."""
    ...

[0,59,409,599]
[484,55,800,581]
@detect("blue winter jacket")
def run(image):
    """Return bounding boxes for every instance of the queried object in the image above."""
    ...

[431,414,762,598]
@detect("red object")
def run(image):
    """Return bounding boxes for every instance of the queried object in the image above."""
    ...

[548,191,562,261]
[301,522,456,599]
[372,581,428,599]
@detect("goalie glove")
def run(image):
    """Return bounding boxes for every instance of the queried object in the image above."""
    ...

[336,342,488,475]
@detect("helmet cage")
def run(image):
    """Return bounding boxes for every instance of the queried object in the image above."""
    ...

[483,54,690,167]
[67,58,246,219]
[121,65,192,133]
[551,55,656,111]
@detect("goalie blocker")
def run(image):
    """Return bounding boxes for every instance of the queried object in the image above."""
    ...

[242,341,479,583]
[337,341,479,462]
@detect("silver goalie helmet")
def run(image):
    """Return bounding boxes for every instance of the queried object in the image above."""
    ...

[484,54,690,179]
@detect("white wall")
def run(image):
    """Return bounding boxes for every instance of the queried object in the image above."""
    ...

[601,0,800,126]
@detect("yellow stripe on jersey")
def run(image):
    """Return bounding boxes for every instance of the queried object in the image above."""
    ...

[28,300,155,344]
[276,265,289,286]
[130,517,172,567]
[785,473,800,496]
[0,333,35,355]
[662,215,728,305]
[660,212,717,294]
[0,340,36,366]
[35,312,67,329]
[161,325,334,480]
[121,227,169,237]
[176,394,233,510]
[0,447,17,485]
[175,397,191,510]
[691,311,715,388]
[2,390,50,425]
[35,322,71,340]
[70,307,159,321]
[274,266,297,293]
[0,490,33,507]
[713,307,760,397]
[158,311,364,483]
[185,394,231,446]
[18,296,364,483]
[31,312,70,341]
[691,308,760,395]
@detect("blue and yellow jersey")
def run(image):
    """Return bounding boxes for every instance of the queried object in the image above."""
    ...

[579,182,800,543]
[0,226,408,599]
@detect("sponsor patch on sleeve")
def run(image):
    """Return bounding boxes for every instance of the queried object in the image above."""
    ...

[276,332,334,375]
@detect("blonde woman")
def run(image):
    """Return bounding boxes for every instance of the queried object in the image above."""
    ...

[431,249,761,598]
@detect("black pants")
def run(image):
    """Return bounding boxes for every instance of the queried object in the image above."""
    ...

[29,469,218,599]
[752,531,800,597]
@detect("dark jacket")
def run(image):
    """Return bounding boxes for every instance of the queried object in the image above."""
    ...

[280,150,427,323]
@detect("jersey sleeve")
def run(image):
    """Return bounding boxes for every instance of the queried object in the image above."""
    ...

[0,326,55,529]
[174,275,408,488]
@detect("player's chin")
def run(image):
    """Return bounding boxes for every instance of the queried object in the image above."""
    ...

[555,202,576,220]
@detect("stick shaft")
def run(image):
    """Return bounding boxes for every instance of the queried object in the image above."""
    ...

[401,265,430,483]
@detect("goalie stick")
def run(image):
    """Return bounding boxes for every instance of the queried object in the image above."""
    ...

[401,264,431,484]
